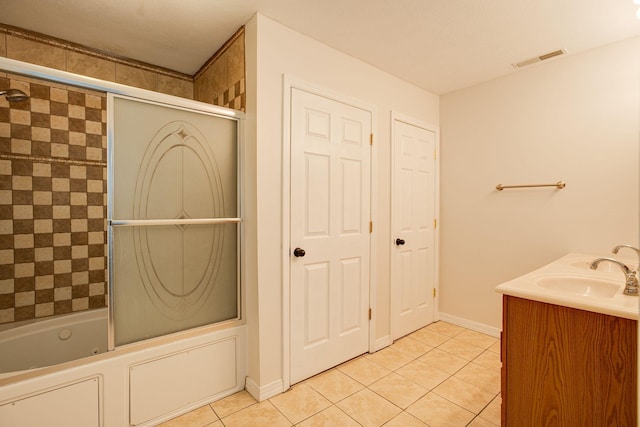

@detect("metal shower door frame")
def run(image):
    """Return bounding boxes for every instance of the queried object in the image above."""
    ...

[106,93,243,351]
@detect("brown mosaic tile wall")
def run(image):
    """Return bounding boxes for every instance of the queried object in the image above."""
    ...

[0,74,107,324]
[213,78,246,111]
[194,27,246,111]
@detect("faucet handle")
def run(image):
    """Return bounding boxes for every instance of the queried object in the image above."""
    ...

[612,245,640,271]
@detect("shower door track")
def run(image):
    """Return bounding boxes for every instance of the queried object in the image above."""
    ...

[110,218,241,226]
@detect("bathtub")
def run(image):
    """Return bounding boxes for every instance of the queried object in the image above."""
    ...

[0,308,108,375]
[0,309,246,427]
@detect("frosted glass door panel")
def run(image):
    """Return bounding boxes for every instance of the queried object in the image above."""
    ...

[110,95,239,347]
[112,97,237,220]
[112,224,237,346]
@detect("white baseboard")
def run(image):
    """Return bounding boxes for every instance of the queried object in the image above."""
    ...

[438,313,501,338]
[245,377,284,402]
[372,335,393,352]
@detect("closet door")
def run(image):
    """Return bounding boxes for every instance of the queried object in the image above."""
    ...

[289,88,372,383]
[391,118,437,339]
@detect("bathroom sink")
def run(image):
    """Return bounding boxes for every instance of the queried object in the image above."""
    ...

[536,276,621,298]
[496,253,639,320]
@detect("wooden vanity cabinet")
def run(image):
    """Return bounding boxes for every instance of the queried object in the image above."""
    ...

[501,295,637,426]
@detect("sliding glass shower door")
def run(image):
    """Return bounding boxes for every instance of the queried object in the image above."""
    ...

[108,95,240,347]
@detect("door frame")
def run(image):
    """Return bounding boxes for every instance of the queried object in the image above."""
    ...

[282,76,378,390]
[389,111,441,340]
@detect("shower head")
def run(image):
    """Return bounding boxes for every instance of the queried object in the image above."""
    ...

[0,89,29,103]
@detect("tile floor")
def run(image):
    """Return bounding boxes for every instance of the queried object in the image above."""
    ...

[159,322,501,427]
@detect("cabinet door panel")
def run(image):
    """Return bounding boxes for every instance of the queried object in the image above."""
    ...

[502,296,637,426]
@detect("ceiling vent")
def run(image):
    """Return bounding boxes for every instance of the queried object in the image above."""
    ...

[512,49,566,69]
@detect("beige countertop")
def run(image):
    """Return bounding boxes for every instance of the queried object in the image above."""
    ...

[495,253,639,320]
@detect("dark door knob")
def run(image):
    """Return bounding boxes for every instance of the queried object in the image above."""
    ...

[293,247,306,257]
[395,238,405,246]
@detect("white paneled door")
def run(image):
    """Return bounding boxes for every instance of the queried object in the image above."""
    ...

[391,119,437,340]
[290,88,371,384]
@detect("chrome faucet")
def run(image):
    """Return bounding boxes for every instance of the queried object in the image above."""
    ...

[611,245,640,271]
[590,257,639,296]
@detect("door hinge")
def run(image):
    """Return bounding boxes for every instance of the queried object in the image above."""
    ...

[433,288,437,298]
[369,221,373,233]
[434,149,437,160]
[370,133,373,145]
[434,219,437,229]
[368,308,372,320]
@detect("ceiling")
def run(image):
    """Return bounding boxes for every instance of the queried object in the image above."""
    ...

[1,0,639,94]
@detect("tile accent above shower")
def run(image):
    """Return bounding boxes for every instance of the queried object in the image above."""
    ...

[0,75,107,324]
[0,23,246,108]
[0,24,194,99]
[194,27,245,112]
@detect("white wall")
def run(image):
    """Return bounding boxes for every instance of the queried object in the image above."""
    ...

[440,37,640,329]
[244,14,439,394]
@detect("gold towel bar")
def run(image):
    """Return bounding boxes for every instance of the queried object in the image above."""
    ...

[496,181,566,191]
